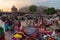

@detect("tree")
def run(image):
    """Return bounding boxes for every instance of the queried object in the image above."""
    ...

[29,5,37,12]
[44,7,56,15]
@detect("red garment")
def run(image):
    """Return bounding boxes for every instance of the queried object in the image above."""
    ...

[0,33,5,40]
[6,20,10,24]
[39,21,43,25]
[31,32,37,38]
[22,27,26,33]
[47,32,53,35]
[18,22,21,27]
[11,37,20,40]
[38,28,47,34]
[14,26,19,33]
[45,22,49,25]
[48,37,54,40]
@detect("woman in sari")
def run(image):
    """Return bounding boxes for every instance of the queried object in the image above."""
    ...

[0,26,5,40]
[5,20,9,31]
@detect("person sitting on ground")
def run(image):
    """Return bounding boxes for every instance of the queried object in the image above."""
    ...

[52,29,58,38]
[55,29,60,40]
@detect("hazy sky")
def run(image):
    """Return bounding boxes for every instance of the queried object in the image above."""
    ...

[0,0,60,12]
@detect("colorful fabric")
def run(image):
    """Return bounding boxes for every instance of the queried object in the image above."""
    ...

[0,26,4,37]
[47,32,53,35]
[14,26,19,33]
[14,34,22,39]
[34,24,38,27]
[5,23,9,31]
[0,33,5,40]
[11,37,20,40]
[47,37,54,40]
[39,28,46,34]
[24,27,37,35]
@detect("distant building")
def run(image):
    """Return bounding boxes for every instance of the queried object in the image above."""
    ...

[19,6,48,13]
[56,9,60,15]
[1,6,58,18]
[11,5,18,12]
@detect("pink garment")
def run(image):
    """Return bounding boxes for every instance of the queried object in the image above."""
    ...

[34,24,38,27]
[47,32,53,35]
[39,21,42,24]
[39,28,46,34]
[11,37,20,40]
[14,26,19,33]
[26,21,30,25]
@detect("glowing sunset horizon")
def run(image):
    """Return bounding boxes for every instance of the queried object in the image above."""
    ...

[0,0,60,12]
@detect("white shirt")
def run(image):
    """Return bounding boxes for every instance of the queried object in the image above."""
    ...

[0,20,5,32]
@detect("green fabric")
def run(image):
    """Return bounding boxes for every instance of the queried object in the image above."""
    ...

[0,26,4,37]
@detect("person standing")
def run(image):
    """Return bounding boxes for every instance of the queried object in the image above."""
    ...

[5,19,9,31]
[13,18,19,33]
[58,19,60,28]
[0,17,5,32]
[53,29,60,40]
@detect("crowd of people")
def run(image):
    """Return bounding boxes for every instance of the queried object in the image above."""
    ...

[0,16,60,40]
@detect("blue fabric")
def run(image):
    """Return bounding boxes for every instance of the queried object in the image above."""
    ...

[56,37,60,40]
[5,23,9,31]
[25,27,37,35]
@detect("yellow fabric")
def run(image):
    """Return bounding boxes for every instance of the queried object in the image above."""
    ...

[14,34,22,39]
[49,29,53,32]
[46,28,53,32]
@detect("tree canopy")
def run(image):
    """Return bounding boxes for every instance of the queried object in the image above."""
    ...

[44,7,56,15]
[29,5,37,12]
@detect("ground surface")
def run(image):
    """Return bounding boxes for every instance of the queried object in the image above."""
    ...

[5,20,26,40]
[5,20,59,40]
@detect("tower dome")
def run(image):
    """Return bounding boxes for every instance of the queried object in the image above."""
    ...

[11,5,18,12]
